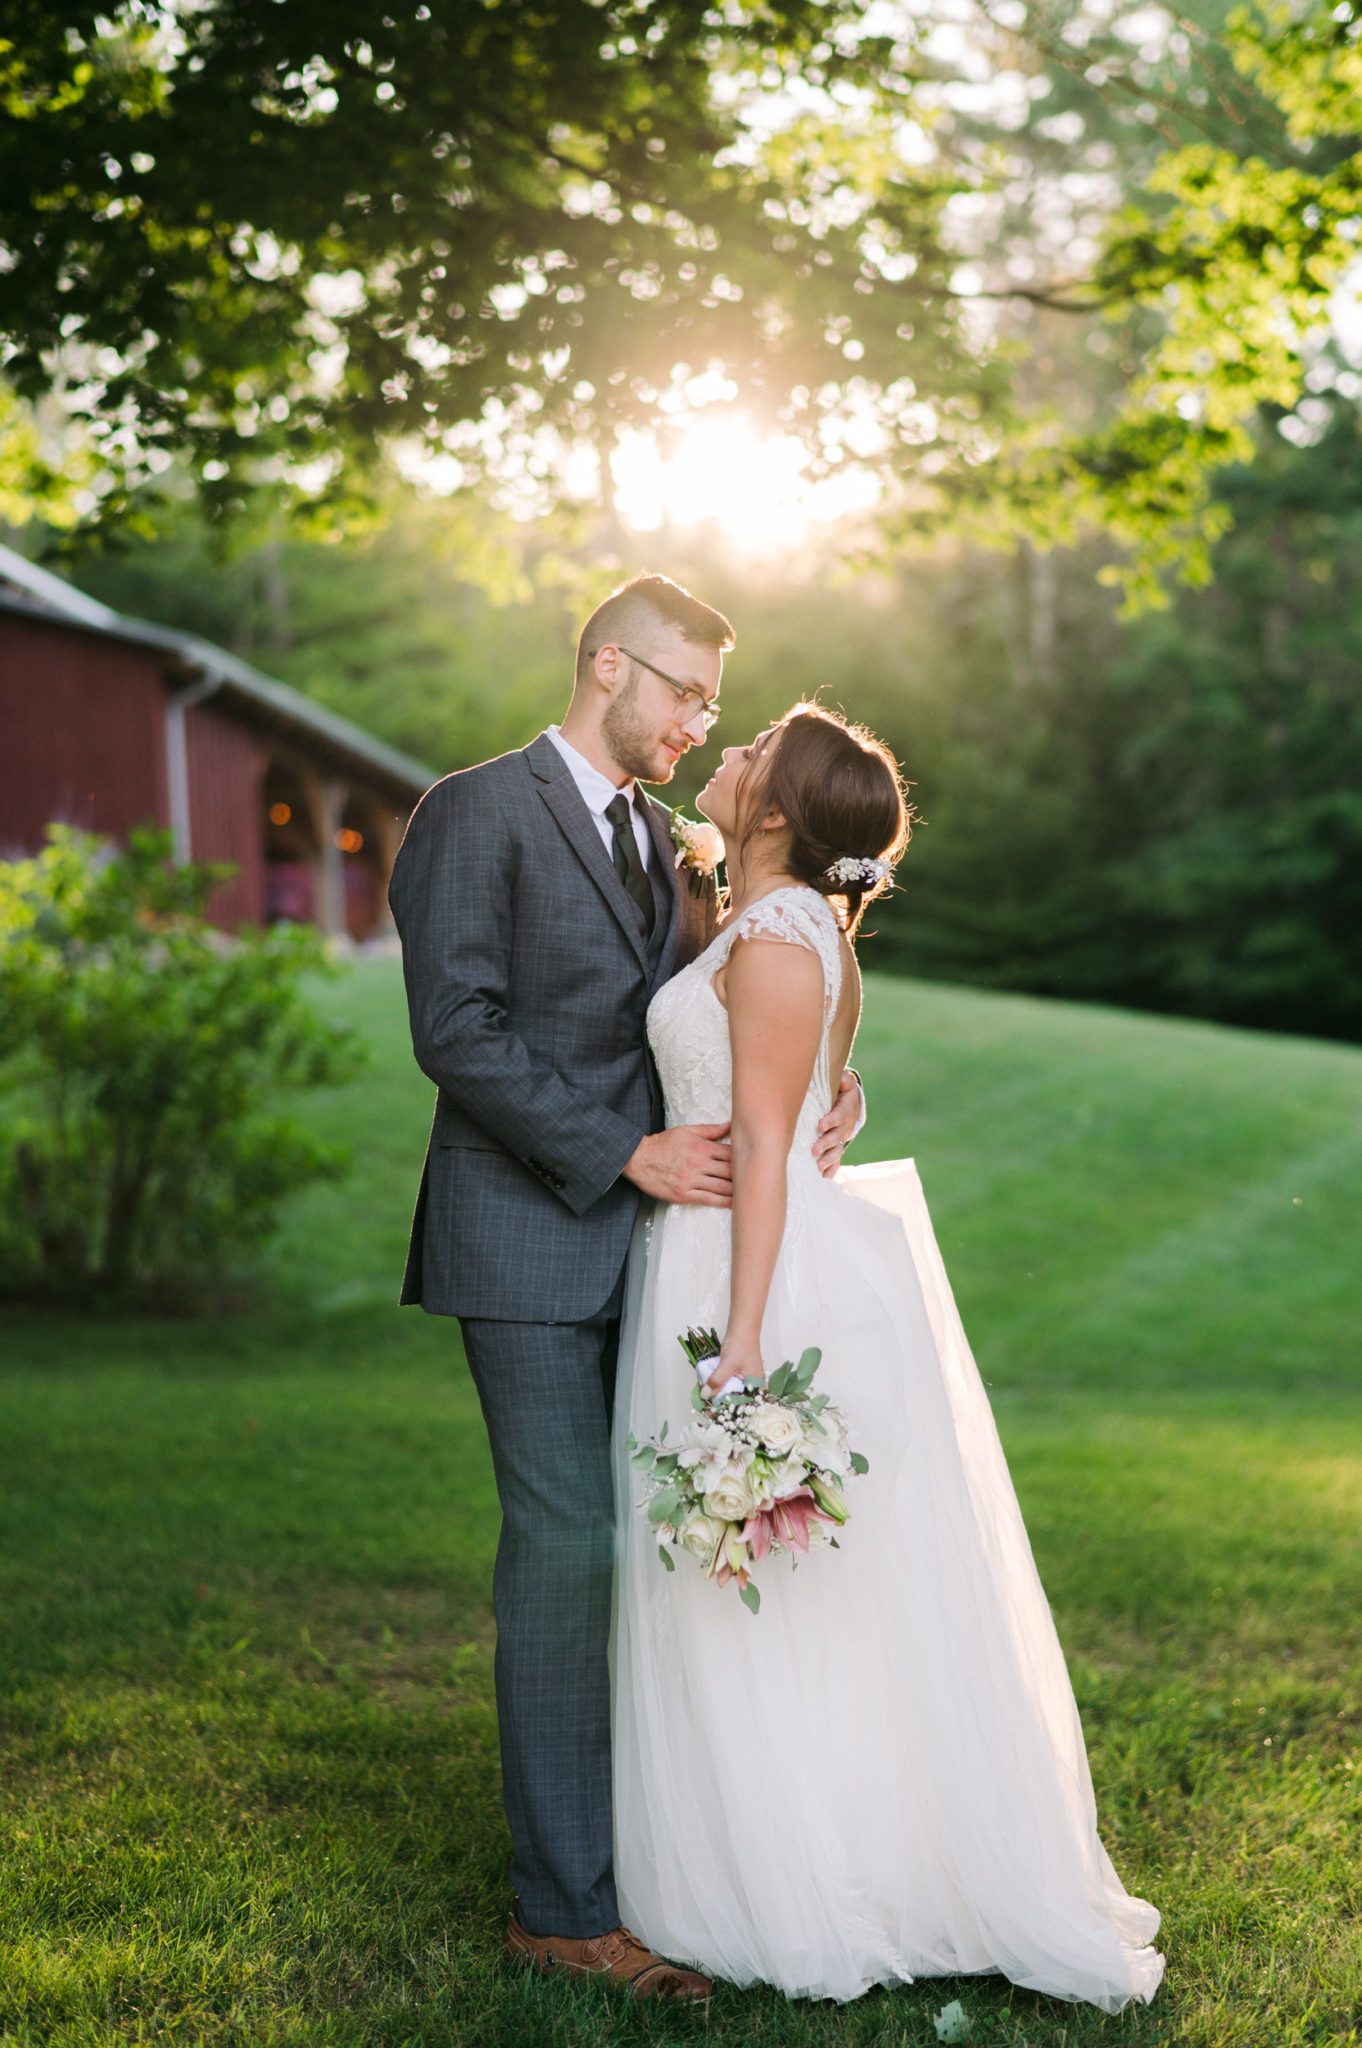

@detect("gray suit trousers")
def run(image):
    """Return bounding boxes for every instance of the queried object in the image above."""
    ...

[460,1267,627,1939]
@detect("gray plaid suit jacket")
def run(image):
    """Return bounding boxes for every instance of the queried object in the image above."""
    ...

[388,730,719,1320]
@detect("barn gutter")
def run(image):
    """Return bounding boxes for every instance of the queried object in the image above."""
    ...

[164,669,224,860]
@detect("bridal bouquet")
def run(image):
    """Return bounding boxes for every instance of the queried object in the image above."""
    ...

[626,1328,869,1615]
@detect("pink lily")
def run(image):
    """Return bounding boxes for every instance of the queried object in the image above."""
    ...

[768,1487,836,1555]
[709,1523,750,1589]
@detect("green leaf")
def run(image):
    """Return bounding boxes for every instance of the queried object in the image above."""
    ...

[850,1451,870,1474]
[791,1346,822,1394]
[646,1486,681,1524]
[657,1544,675,1572]
[690,1382,706,1413]
[766,1362,793,1400]
[739,1580,761,1615]
[658,1419,668,1443]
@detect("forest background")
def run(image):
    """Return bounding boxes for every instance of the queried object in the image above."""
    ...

[5,0,1362,1041]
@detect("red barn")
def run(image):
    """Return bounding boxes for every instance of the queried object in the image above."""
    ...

[0,545,433,938]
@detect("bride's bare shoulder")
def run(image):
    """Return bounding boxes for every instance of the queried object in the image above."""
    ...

[711,886,839,1009]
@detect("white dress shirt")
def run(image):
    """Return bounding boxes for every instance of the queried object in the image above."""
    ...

[546,724,652,873]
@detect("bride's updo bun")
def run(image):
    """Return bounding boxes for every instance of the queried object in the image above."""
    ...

[744,703,913,936]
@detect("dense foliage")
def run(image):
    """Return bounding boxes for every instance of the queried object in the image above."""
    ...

[2,0,1360,592]
[0,827,363,1304]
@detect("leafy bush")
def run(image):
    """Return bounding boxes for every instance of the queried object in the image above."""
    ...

[0,826,364,1306]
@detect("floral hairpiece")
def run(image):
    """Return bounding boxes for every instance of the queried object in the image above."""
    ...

[823,854,892,889]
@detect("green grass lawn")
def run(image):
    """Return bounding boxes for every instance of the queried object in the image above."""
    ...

[1,958,1359,2048]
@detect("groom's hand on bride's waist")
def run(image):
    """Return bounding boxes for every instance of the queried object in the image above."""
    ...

[814,1069,865,1177]
[622,1124,733,1207]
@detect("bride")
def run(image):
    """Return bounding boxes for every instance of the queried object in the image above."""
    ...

[609,702,1166,2012]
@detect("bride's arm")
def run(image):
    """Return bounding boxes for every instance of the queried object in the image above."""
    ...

[707,936,824,1394]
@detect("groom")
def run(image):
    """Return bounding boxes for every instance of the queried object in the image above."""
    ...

[389,573,863,2000]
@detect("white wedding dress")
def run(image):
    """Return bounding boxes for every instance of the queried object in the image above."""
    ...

[609,885,1165,2011]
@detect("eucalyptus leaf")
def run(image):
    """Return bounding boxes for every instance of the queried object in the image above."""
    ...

[657,1545,675,1572]
[739,1580,761,1616]
[850,1451,870,1474]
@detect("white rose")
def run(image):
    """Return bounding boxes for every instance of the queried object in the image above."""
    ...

[751,1403,803,1456]
[705,1464,760,1522]
[678,1510,722,1564]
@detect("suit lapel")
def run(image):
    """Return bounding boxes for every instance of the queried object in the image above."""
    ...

[526,733,651,971]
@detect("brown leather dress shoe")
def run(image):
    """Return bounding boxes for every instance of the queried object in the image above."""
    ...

[504,1913,711,2002]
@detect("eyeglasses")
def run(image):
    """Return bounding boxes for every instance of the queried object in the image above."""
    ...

[605,643,722,732]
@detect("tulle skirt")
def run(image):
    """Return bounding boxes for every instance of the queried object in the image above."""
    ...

[608,1158,1165,2009]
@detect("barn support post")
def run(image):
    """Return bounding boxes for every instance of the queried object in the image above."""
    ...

[315,776,348,940]
[164,672,223,860]
[367,808,401,936]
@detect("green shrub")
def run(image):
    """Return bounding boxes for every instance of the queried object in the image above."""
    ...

[0,825,364,1306]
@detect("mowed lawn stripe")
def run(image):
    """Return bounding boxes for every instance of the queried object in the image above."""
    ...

[0,958,1358,2047]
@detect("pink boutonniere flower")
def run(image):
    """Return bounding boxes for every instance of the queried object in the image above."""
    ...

[669,813,724,894]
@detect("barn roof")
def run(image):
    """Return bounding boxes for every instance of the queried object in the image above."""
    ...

[0,543,436,802]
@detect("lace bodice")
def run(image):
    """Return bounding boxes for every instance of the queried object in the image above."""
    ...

[646,884,844,1162]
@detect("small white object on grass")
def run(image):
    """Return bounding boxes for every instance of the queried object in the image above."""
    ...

[933,2000,971,2043]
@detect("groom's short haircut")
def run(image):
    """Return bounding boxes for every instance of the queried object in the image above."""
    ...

[575,573,735,687]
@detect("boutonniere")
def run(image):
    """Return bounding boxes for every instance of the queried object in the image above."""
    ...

[668,812,725,896]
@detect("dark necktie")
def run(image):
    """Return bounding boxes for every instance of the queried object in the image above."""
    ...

[604,792,655,935]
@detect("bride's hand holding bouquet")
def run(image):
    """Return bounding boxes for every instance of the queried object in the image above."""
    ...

[705,1321,764,1395]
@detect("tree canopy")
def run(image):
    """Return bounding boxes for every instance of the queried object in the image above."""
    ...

[71,398,1362,1043]
[2,0,1360,592]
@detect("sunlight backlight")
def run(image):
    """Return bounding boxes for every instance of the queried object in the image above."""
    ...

[611,417,879,553]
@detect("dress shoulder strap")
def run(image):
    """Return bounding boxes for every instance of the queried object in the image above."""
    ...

[720,885,843,1020]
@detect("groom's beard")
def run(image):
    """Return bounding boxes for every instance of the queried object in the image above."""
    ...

[602,673,676,783]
